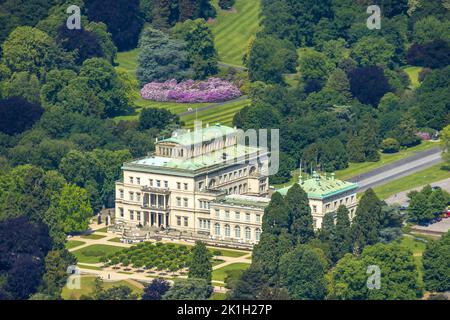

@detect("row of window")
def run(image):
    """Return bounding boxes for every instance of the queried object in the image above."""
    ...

[127,176,189,190]
[218,168,248,184]
[214,209,261,223]
[118,208,142,221]
[214,224,261,241]
[324,195,356,212]
[227,183,247,195]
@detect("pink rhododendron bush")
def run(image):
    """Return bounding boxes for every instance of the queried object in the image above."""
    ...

[140,78,242,103]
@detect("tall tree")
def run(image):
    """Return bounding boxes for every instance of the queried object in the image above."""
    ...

[142,278,171,300]
[162,278,212,300]
[351,189,383,252]
[423,231,450,292]
[0,216,52,300]
[173,19,218,79]
[332,205,352,262]
[0,97,43,136]
[262,192,290,235]
[279,245,328,300]
[286,184,315,244]
[85,0,144,51]
[46,184,93,234]
[188,241,212,284]
[328,242,421,300]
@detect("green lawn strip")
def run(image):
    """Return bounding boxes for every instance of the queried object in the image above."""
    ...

[273,141,438,189]
[397,235,428,288]
[72,244,125,264]
[108,237,122,243]
[77,264,102,271]
[61,275,143,300]
[94,227,108,233]
[336,141,437,180]
[65,240,86,250]
[212,263,250,282]
[403,66,423,89]
[373,164,449,200]
[210,0,261,66]
[181,99,250,128]
[116,48,139,77]
[398,235,426,255]
[81,234,106,240]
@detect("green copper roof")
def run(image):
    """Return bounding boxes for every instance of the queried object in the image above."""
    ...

[213,195,271,209]
[159,124,237,146]
[277,172,358,199]
[124,144,261,173]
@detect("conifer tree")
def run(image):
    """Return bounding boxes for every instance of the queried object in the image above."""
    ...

[188,241,212,284]
[285,184,315,244]
[262,192,290,235]
[333,205,352,262]
[351,189,383,252]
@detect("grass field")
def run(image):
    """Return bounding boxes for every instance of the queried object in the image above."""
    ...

[212,263,250,282]
[65,240,85,250]
[274,141,438,188]
[61,275,143,300]
[181,98,251,128]
[81,234,106,240]
[373,164,450,200]
[72,244,125,264]
[210,0,261,66]
[404,66,423,89]
[397,235,427,286]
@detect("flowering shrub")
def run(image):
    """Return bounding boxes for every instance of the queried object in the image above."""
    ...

[140,78,241,103]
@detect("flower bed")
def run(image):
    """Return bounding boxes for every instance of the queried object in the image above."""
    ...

[140,78,242,103]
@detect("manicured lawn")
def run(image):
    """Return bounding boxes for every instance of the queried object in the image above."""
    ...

[116,48,139,78]
[403,66,423,89]
[212,263,250,282]
[374,164,449,199]
[72,244,125,264]
[108,237,122,243]
[209,248,250,258]
[181,98,251,129]
[81,234,106,240]
[65,240,86,250]
[210,0,261,66]
[77,264,103,271]
[61,275,143,300]
[95,227,108,233]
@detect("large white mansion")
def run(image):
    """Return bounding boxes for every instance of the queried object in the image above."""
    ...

[115,124,358,247]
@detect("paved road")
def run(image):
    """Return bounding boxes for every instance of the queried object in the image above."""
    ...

[178,96,248,117]
[349,147,443,192]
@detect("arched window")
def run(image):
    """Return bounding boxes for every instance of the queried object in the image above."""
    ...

[225,224,230,237]
[245,227,251,240]
[235,225,241,238]
[255,228,261,241]
[215,223,220,235]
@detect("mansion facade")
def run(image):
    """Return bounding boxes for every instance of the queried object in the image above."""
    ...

[115,124,358,247]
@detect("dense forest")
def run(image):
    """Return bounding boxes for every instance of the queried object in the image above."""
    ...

[235,0,450,183]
